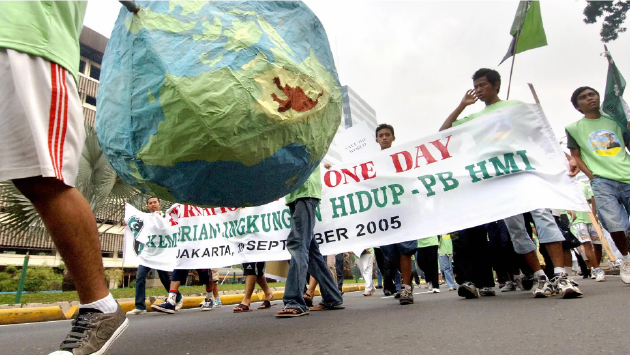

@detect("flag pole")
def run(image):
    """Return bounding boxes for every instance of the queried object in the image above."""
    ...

[506,3,528,100]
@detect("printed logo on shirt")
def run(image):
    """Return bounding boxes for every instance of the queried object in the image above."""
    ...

[588,130,622,156]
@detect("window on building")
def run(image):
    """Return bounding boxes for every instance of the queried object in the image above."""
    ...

[89,64,100,81]
[85,95,97,107]
[79,59,87,75]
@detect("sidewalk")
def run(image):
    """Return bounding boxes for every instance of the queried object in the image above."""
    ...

[0,284,366,325]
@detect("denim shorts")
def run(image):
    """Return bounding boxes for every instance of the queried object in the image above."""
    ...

[590,177,630,233]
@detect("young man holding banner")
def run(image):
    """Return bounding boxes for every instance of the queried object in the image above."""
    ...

[276,166,344,317]
[566,86,630,283]
[375,124,418,305]
[441,68,583,299]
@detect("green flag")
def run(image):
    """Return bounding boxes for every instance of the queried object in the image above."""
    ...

[499,1,548,65]
[602,45,630,145]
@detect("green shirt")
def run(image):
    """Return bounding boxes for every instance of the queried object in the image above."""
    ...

[452,100,524,127]
[438,234,453,255]
[566,115,630,184]
[0,1,87,82]
[417,236,438,248]
[573,181,593,225]
[285,165,322,205]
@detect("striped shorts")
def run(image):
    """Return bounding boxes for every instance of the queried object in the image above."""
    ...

[0,49,84,186]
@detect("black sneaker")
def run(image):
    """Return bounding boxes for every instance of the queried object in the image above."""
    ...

[50,304,128,355]
[457,282,479,299]
[399,285,413,305]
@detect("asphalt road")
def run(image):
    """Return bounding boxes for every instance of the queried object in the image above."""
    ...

[2,277,629,355]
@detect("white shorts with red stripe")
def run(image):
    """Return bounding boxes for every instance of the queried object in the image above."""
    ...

[0,49,84,186]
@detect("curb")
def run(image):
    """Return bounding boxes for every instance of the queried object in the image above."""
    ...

[0,285,365,325]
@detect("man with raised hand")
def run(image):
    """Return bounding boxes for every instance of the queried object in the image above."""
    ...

[566,86,630,284]
[441,68,582,299]
[0,2,128,354]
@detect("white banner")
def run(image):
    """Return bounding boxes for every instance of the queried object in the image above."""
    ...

[124,103,590,271]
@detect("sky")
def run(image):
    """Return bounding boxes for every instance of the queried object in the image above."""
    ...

[84,0,630,145]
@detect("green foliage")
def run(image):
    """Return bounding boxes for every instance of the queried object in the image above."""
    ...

[0,279,18,292]
[129,280,136,288]
[0,267,63,292]
[584,0,630,42]
[4,265,17,274]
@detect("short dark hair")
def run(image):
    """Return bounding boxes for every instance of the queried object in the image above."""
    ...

[147,196,159,204]
[376,123,395,138]
[571,86,599,110]
[472,68,501,93]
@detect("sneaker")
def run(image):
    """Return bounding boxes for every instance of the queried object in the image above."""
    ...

[200,298,214,311]
[533,276,554,298]
[479,287,495,296]
[513,275,524,291]
[394,292,401,299]
[383,289,393,296]
[214,297,223,307]
[521,275,535,291]
[126,308,146,315]
[568,276,579,287]
[431,288,440,293]
[554,274,583,299]
[175,297,184,311]
[50,304,128,355]
[152,300,176,314]
[399,285,413,305]
[595,268,606,282]
[590,268,597,279]
[457,282,479,299]
[621,260,630,284]
[500,281,516,292]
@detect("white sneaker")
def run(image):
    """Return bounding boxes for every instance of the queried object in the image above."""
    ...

[431,288,440,293]
[513,275,524,291]
[595,268,606,282]
[500,281,516,292]
[175,297,184,311]
[620,260,630,284]
[126,308,146,315]
[590,268,597,279]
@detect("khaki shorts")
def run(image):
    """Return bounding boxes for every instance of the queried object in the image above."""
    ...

[211,268,220,282]
[0,49,84,185]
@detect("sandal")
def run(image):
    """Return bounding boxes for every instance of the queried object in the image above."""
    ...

[309,304,345,311]
[303,293,314,308]
[233,303,252,313]
[275,307,309,318]
[258,300,276,309]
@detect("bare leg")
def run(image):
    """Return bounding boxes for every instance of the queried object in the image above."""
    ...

[240,275,256,307]
[13,177,108,304]
[212,281,219,298]
[400,254,412,285]
[257,275,274,301]
[610,231,629,256]
[522,251,543,272]
[306,277,318,297]
[544,242,565,268]
[581,242,599,269]
[169,281,181,291]
[563,249,572,269]
[593,244,603,265]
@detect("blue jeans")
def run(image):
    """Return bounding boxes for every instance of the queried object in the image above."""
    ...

[438,255,457,289]
[376,265,383,287]
[134,265,181,310]
[284,198,343,311]
[591,176,630,233]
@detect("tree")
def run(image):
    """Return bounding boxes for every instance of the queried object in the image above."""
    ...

[584,1,630,42]
[0,124,140,239]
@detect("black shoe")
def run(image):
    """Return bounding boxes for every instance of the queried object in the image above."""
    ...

[375,286,383,289]
[383,289,392,296]
[457,282,479,299]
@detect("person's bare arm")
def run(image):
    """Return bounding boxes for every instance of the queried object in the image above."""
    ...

[564,152,580,177]
[439,90,477,131]
[569,148,595,179]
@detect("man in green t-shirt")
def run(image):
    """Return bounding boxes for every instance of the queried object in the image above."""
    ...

[440,68,582,299]
[566,86,630,284]
[375,123,418,305]
[276,166,344,317]
[0,2,129,354]
[438,234,457,290]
